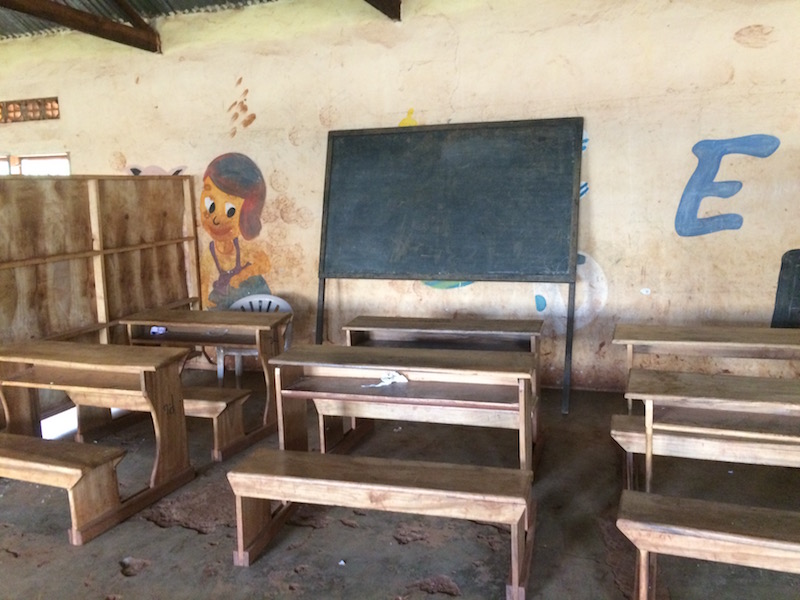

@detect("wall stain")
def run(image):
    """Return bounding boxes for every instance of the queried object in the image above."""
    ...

[319,106,339,128]
[269,170,290,194]
[288,127,301,146]
[734,24,774,48]
[264,195,314,228]
[227,77,256,138]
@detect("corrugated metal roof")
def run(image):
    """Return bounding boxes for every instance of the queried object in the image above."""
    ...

[0,0,276,41]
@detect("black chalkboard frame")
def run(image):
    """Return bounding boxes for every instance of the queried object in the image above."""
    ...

[315,117,583,412]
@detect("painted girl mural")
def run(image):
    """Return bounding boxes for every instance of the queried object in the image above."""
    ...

[201,152,271,308]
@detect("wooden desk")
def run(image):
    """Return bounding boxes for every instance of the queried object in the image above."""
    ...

[344,315,543,452]
[624,368,800,492]
[121,308,291,438]
[343,316,543,352]
[613,323,800,371]
[270,344,535,471]
[0,341,194,532]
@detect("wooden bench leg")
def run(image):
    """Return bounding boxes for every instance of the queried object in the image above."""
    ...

[506,500,536,600]
[317,414,374,455]
[67,461,123,545]
[507,512,526,600]
[625,451,636,490]
[634,548,654,600]
[210,402,245,462]
[233,495,297,567]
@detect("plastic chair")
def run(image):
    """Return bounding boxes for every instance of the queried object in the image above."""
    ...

[217,294,293,386]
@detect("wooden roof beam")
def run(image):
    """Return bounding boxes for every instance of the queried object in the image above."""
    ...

[363,0,401,21]
[0,0,160,53]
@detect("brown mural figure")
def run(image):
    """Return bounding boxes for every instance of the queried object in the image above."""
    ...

[201,152,271,308]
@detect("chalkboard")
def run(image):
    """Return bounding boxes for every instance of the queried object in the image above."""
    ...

[316,117,584,413]
[319,117,583,282]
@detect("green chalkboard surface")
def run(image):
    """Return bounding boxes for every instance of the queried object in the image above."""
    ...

[319,117,583,282]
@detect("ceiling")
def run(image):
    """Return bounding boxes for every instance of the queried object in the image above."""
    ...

[0,0,400,52]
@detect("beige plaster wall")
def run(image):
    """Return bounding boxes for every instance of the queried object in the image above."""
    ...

[1,0,799,391]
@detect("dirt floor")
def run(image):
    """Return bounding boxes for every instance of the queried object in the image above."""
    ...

[2,372,800,599]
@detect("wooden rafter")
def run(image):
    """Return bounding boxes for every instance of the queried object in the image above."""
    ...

[0,0,160,52]
[363,0,401,21]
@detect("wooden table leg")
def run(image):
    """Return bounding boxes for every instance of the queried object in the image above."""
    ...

[644,400,653,493]
[275,366,308,452]
[142,362,191,488]
[518,379,533,472]
[0,385,40,436]
[257,330,278,427]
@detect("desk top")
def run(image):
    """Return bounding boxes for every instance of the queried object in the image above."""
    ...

[613,324,800,354]
[343,316,544,337]
[0,340,188,373]
[270,344,533,379]
[626,368,800,413]
[121,307,291,330]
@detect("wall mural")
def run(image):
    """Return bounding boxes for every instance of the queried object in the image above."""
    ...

[675,134,780,237]
[674,134,793,326]
[128,164,186,176]
[201,152,271,308]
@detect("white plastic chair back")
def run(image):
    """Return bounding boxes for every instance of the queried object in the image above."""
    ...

[217,294,293,385]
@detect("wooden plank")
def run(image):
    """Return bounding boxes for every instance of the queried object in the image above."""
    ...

[122,307,290,331]
[130,329,256,348]
[181,177,201,308]
[0,341,188,372]
[313,398,520,429]
[270,344,533,379]
[625,369,800,414]
[653,406,800,441]
[0,432,125,488]
[88,179,110,344]
[284,376,520,407]
[228,448,530,524]
[617,490,800,573]
[1,365,141,394]
[613,323,800,359]
[611,414,800,468]
[344,316,544,337]
[182,386,251,419]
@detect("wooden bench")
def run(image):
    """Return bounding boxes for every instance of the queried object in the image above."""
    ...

[227,448,536,600]
[611,414,800,470]
[0,432,126,545]
[616,490,800,600]
[618,368,800,491]
[182,386,251,462]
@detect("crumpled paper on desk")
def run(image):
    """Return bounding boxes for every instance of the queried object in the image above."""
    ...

[361,371,408,387]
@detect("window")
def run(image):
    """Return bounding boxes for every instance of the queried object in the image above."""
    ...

[0,153,70,175]
[0,97,59,123]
